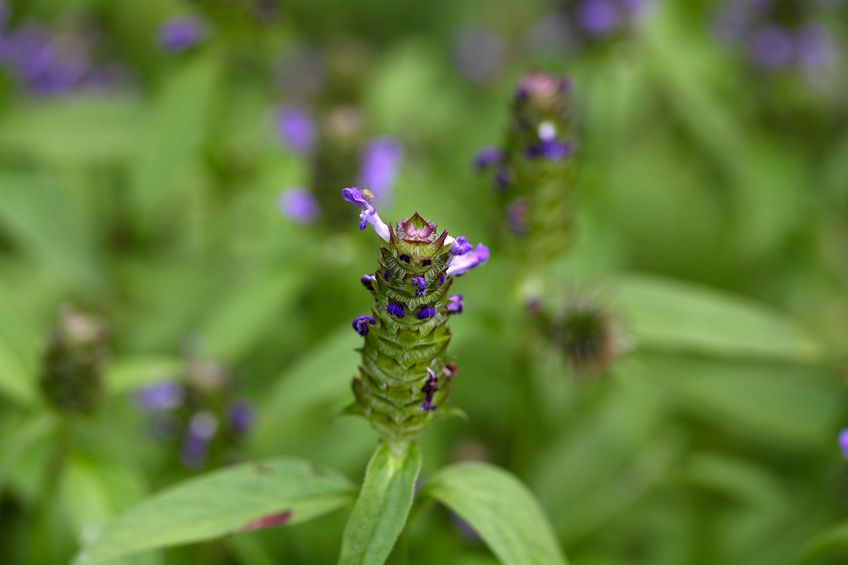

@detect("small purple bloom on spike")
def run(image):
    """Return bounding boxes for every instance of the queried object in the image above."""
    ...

[417,306,437,319]
[439,273,446,286]
[276,106,316,154]
[400,254,411,264]
[358,137,403,200]
[361,274,376,291]
[420,368,439,412]
[353,315,376,336]
[450,236,473,256]
[341,187,391,241]
[228,400,254,435]
[387,303,405,318]
[383,271,390,282]
[411,276,426,296]
[446,295,464,315]
[796,24,835,69]
[840,429,848,460]
[135,381,184,412]
[278,188,319,223]
[473,147,503,171]
[447,244,490,277]
[157,16,207,53]
[422,259,432,266]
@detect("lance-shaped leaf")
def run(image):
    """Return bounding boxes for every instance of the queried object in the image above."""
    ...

[338,442,422,565]
[424,462,568,565]
[75,458,355,565]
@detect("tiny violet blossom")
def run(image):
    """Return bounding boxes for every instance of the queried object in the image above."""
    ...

[411,276,427,296]
[446,244,490,277]
[450,236,473,256]
[352,315,376,336]
[228,400,254,435]
[360,274,376,291]
[276,106,316,154]
[358,137,403,201]
[341,187,391,241]
[135,381,184,411]
[446,294,464,315]
[473,147,503,170]
[157,16,207,53]
[579,0,620,35]
[417,306,437,320]
[182,411,218,468]
[839,429,848,460]
[278,188,319,224]
[387,303,406,318]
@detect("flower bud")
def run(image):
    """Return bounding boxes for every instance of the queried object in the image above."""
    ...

[39,306,108,414]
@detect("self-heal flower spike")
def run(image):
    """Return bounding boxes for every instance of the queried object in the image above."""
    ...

[476,71,577,263]
[347,192,487,443]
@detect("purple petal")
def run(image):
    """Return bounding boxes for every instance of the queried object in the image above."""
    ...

[446,243,490,277]
[228,400,254,435]
[450,236,473,256]
[353,315,376,336]
[135,381,184,412]
[578,0,620,35]
[473,147,504,171]
[446,294,464,315]
[276,106,316,154]
[157,17,207,53]
[749,24,794,69]
[839,429,848,459]
[278,188,319,223]
[341,187,391,241]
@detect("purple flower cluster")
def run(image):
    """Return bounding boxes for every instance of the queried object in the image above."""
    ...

[135,376,254,470]
[712,0,836,71]
[157,16,208,53]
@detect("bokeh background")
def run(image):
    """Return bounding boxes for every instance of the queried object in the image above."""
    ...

[1,0,847,563]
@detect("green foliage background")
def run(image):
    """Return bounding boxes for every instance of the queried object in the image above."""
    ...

[0,0,847,563]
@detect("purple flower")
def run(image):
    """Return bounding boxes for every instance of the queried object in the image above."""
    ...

[411,276,427,297]
[157,16,207,53]
[840,429,848,459]
[578,0,620,35]
[387,303,405,318]
[450,236,473,256]
[417,306,437,319]
[446,295,464,315]
[358,138,403,201]
[341,187,391,242]
[453,27,506,85]
[447,244,490,277]
[278,188,319,223]
[473,147,503,171]
[749,24,794,69]
[0,26,93,95]
[181,411,218,469]
[420,368,438,412]
[439,273,446,286]
[353,315,376,336]
[135,381,184,412]
[276,106,316,154]
[361,274,376,291]
[228,400,254,435]
[796,24,835,69]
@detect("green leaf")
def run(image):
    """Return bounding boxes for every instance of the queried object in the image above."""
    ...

[425,462,568,565]
[619,353,839,449]
[612,274,822,362]
[199,268,301,362]
[338,441,422,565]
[104,357,185,396]
[75,458,355,565]
[797,522,848,564]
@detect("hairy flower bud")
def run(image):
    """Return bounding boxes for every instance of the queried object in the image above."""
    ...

[476,72,576,264]
[39,306,108,414]
[344,189,487,443]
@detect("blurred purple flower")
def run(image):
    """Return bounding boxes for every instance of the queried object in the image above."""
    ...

[278,188,319,223]
[0,26,93,95]
[446,294,464,315]
[840,429,848,459]
[473,147,503,171]
[276,106,316,154]
[796,24,835,69]
[358,137,403,201]
[181,411,218,469]
[228,400,254,435]
[135,381,184,412]
[578,0,620,35]
[157,16,207,53]
[453,27,506,85]
[749,24,794,68]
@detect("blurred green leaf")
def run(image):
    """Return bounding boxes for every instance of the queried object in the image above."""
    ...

[0,414,55,493]
[105,357,185,395]
[613,274,822,362]
[425,462,568,565]
[0,329,37,406]
[199,268,301,363]
[338,441,421,565]
[797,522,848,564]
[131,58,219,235]
[0,95,143,164]
[75,457,355,565]
[620,353,839,449]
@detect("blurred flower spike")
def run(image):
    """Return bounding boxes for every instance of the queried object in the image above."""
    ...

[344,188,488,443]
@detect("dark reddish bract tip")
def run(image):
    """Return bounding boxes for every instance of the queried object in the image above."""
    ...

[235,509,293,532]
